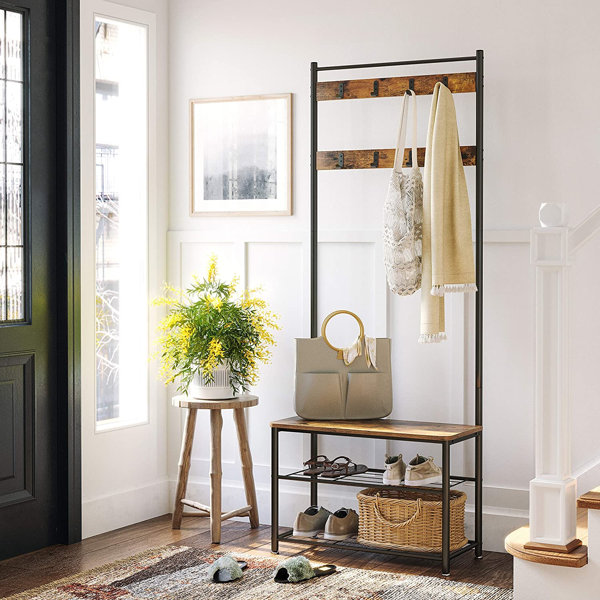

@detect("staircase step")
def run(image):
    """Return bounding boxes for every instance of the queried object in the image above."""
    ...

[578,487,600,510]
[505,508,588,568]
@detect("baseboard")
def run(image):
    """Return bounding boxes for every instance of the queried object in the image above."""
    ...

[169,478,528,553]
[83,479,170,538]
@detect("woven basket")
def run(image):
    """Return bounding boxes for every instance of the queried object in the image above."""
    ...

[357,488,468,552]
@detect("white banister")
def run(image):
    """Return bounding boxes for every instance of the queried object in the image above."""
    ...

[569,205,600,254]
[528,203,580,551]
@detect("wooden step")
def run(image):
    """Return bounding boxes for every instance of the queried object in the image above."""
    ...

[578,487,600,510]
[505,508,588,568]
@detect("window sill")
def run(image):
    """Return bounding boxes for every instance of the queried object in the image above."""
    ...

[95,416,149,434]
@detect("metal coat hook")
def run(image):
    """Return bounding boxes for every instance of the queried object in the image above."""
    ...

[408,78,415,93]
[337,82,345,99]
[370,80,379,97]
[442,75,448,87]
[370,151,379,168]
[336,152,344,168]
[407,149,412,167]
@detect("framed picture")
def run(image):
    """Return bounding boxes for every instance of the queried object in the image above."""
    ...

[190,93,292,216]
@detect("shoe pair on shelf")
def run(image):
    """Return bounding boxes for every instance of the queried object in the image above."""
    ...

[303,455,367,479]
[383,453,442,486]
[293,505,358,540]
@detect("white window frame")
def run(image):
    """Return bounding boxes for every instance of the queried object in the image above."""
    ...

[80,1,158,434]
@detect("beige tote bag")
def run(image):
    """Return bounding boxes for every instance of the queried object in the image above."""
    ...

[294,311,393,420]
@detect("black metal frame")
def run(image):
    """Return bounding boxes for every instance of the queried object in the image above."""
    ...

[289,51,484,574]
[272,427,483,575]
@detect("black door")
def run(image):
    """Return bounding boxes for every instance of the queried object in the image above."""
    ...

[0,0,75,559]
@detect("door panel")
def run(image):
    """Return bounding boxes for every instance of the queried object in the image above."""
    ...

[0,0,61,559]
[0,353,33,508]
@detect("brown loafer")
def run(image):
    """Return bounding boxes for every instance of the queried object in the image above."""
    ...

[324,507,359,540]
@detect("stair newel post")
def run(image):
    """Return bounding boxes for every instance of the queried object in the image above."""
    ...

[528,203,581,552]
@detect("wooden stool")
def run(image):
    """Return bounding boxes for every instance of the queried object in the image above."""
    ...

[171,394,259,543]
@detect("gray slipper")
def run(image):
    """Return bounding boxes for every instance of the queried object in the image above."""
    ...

[208,554,248,583]
[273,556,336,583]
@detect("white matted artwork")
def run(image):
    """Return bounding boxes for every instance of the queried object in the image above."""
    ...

[190,93,292,216]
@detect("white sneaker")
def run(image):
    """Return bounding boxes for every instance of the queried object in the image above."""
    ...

[382,454,406,485]
[404,455,442,486]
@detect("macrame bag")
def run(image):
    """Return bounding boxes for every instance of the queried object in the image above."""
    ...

[383,90,423,296]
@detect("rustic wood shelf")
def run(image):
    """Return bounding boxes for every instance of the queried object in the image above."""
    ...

[317,72,476,101]
[317,146,476,170]
[271,416,481,443]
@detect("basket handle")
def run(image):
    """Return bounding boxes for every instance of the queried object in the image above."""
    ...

[374,493,422,528]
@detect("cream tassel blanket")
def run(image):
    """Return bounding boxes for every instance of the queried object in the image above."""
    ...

[419,82,476,344]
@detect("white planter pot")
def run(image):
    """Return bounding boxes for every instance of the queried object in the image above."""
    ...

[189,364,238,400]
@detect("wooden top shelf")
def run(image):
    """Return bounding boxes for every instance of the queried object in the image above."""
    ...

[271,417,481,442]
[317,72,476,101]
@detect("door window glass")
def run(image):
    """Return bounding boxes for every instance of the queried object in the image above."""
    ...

[0,10,24,323]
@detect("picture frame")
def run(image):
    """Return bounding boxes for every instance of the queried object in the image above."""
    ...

[190,93,292,216]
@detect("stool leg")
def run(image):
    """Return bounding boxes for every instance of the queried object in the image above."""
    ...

[172,407,197,529]
[233,406,259,528]
[210,409,223,543]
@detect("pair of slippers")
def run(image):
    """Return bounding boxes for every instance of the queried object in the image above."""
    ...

[209,554,336,584]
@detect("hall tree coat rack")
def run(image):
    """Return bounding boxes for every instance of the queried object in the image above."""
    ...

[271,51,484,576]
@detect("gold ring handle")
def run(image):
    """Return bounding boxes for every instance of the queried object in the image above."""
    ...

[321,310,365,355]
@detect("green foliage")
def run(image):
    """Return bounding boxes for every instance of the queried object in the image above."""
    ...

[154,256,279,394]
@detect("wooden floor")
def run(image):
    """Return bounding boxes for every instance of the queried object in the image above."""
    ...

[0,515,513,598]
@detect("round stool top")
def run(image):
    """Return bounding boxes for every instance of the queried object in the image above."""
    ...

[172,394,258,410]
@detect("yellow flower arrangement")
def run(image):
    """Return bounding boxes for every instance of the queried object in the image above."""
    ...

[154,255,279,394]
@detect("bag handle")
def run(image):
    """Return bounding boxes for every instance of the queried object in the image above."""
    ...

[321,310,365,357]
[392,90,418,173]
[374,493,422,528]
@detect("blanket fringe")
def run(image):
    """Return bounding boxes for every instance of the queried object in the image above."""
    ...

[430,283,478,296]
[418,332,447,344]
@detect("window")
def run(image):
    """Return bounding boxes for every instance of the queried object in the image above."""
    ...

[0,10,24,323]
[94,17,148,428]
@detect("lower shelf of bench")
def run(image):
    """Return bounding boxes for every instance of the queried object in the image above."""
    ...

[277,529,477,561]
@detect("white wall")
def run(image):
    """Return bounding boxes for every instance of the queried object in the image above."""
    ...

[80,0,169,538]
[164,0,600,552]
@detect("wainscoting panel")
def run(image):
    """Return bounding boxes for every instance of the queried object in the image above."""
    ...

[0,353,34,508]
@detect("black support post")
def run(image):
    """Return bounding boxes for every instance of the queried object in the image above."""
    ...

[442,442,451,575]
[310,61,318,338]
[475,48,484,558]
[475,431,483,558]
[271,428,279,553]
[310,433,318,506]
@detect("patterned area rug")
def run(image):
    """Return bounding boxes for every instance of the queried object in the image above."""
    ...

[5,545,513,600]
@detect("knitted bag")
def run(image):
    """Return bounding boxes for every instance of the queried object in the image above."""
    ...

[383,90,423,296]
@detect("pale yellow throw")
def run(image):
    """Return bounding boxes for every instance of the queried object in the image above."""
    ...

[420,83,476,343]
